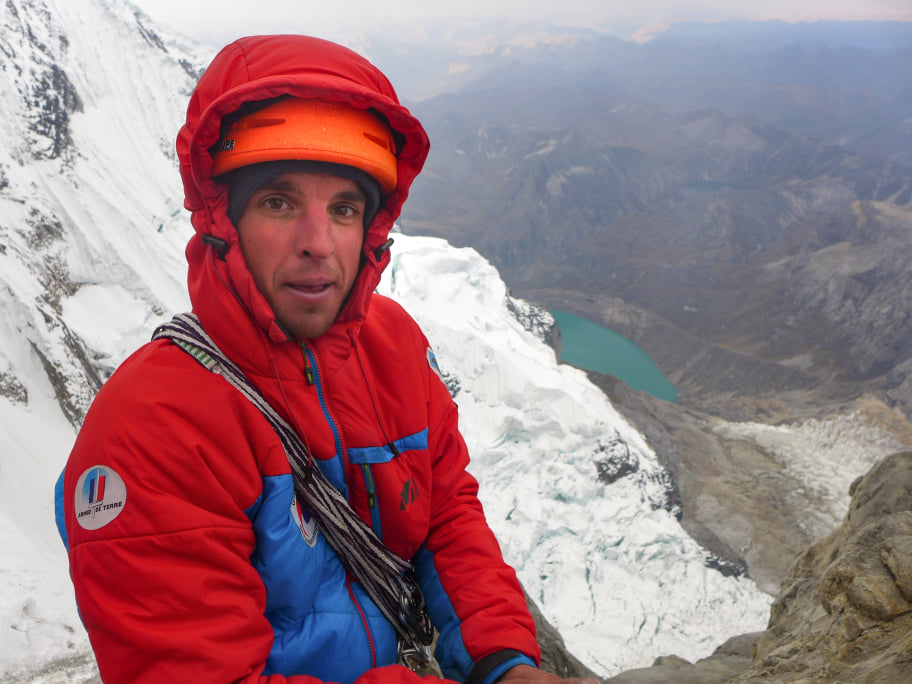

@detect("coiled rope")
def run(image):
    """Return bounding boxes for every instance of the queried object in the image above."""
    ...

[152,313,434,659]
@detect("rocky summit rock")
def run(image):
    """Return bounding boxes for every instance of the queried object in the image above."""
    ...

[596,452,912,683]
[601,633,762,684]
[730,451,912,682]
[882,535,912,601]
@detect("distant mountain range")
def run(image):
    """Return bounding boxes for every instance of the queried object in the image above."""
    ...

[385,21,912,420]
[656,19,912,51]
[365,20,912,166]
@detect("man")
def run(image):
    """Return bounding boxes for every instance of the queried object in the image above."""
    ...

[55,35,598,684]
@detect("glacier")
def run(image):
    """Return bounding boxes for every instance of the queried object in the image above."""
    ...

[378,235,771,675]
[0,0,771,680]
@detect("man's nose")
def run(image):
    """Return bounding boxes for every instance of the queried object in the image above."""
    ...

[292,209,334,259]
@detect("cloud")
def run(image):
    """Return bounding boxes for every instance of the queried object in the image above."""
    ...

[133,0,912,47]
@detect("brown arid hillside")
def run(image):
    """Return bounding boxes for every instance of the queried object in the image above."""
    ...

[402,106,912,420]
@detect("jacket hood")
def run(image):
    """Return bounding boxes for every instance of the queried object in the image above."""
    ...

[176,35,430,344]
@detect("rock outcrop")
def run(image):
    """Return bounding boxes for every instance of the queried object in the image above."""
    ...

[732,451,912,682]
[589,452,912,683]
[602,633,762,684]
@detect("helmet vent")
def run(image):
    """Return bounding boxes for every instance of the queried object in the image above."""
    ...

[243,117,285,130]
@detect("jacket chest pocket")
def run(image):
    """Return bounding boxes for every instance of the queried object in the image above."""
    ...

[347,429,431,556]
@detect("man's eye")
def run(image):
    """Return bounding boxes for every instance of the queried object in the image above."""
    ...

[333,203,361,218]
[261,196,290,211]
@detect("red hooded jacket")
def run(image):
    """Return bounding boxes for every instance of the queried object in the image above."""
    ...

[57,35,539,684]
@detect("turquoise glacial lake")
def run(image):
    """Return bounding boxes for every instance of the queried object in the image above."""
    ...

[551,310,679,402]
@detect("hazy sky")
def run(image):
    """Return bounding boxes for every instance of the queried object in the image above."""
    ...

[130,0,912,47]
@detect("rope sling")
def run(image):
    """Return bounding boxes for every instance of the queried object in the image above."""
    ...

[152,313,438,674]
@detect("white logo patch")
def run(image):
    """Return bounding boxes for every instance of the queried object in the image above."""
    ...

[291,494,318,547]
[426,347,444,383]
[74,465,127,530]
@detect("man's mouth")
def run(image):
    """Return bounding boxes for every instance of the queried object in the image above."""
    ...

[285,277,335,297]
[289,282,330,293]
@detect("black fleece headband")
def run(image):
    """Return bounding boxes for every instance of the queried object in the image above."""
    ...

[220,160,382,229]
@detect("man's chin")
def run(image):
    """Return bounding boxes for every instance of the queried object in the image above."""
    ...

[278,310,340,341]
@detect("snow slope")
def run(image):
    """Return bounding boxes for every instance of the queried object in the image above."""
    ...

[0,0,204,678]
[0,0,771,679]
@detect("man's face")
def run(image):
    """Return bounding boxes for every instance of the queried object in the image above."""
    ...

[235,172,366,339]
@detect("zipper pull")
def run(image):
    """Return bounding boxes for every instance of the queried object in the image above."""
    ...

[301,342,315,385]
[362,464,376,508]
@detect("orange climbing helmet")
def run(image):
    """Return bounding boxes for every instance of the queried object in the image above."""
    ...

[212,97,399,195]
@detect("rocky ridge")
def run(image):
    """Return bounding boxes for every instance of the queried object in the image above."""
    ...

[732,451,912,682]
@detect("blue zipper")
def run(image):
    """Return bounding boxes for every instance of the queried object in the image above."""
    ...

[301,343,346,478]
[301,341,378,667]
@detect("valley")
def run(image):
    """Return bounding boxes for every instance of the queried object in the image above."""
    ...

[395,25,912,600]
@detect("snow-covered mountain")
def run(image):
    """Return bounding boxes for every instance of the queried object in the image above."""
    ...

[0,0,770,680]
